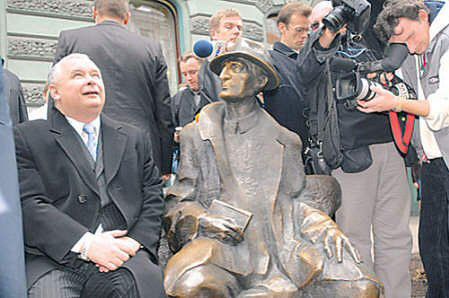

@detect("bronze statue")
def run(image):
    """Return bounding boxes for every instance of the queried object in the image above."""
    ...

[163,41,381,297]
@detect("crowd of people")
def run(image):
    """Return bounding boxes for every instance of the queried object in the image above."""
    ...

[1,0,449,297]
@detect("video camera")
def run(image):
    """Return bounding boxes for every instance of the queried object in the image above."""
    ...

[323,0,372,35]
[331,43,414,108]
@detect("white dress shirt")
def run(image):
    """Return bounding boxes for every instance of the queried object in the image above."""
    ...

[64,116,101,254]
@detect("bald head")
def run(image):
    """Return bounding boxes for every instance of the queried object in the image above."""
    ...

[310,1,333,31]
[49,53,105,123]
[48,53,93,84]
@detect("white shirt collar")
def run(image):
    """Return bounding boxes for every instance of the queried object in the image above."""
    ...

[65,115,101,142]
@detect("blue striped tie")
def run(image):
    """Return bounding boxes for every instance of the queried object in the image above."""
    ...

[82,123,97,161]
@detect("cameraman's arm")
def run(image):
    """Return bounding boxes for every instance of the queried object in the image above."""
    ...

[297,28,341,86]
[359,51,449,128]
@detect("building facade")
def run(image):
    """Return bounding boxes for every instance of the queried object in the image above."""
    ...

[0,0,319,110]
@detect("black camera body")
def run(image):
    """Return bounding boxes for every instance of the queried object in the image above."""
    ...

[323,0,371,34]
[332,43,411,108]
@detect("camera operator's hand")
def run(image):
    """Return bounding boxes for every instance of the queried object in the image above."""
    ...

[357,85,399,113]
[318,26,347,49]
[366,72,394,84]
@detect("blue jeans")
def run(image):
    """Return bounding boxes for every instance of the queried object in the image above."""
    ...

[419,158,449,298]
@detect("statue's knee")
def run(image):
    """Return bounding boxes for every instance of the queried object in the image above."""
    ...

[167,265,239,298]
[302,279,381,298]
[335,279,381,297]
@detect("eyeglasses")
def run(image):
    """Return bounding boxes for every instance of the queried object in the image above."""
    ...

[288,25,309,34]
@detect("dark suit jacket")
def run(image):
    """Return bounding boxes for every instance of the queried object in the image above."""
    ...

[3,68,28,125]
[263,42,309,148]
[14,110,165,292]
[54,20,173,174]
[170,86,214,128]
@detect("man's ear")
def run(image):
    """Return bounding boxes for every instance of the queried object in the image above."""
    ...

[123,12,131,25]
[93,7,98,23]
[211,29,218,41]
[278,22,287,35]
[418,9,429,23]
[49,85,61,102]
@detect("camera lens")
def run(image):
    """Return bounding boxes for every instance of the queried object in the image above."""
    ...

[322,6,347,32]
[357,79,381,101]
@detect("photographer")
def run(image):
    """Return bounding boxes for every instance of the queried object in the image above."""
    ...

[361,1,449,296]
[297,1,412,297]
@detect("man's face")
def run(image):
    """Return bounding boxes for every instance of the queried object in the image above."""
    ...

[51,57,105,121]
[180,58,201,92]
[389,12,430,55]
[309,6,332,32]
[279,13,310,51]
[219,59,260,101]
[212,16,243,44]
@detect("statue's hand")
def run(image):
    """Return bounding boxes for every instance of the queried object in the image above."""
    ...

[198,214,244,245]
[301,207,361,263]
[321,226,361,263]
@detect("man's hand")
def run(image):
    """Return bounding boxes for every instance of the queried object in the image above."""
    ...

[116,236,141,256]
[301,205,361,263]
[87,230,134,271]
[357,85,399,113]
[198,214,244,245]
[97,236,141,273]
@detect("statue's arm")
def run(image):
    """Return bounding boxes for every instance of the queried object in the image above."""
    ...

[164,126,206,252]
[298,202,361,263]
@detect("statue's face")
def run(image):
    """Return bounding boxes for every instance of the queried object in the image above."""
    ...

[218,59,260,101]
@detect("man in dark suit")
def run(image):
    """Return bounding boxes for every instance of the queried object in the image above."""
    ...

[0,57,27,298]
[2,58,28,125]
[263,3,312,158]
[54,0,173,175]
[171,53,212,129]
[15,53,166,297]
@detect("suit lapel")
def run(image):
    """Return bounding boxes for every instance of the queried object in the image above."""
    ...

[197,102,242,201]
[258,112,284,214]
[51,110,100,197]
[101,115,127,185]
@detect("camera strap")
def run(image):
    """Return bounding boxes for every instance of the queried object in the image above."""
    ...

[385,76,418,155]
[389,111,415,155]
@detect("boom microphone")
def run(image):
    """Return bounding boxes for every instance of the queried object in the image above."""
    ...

[193,39,214,58]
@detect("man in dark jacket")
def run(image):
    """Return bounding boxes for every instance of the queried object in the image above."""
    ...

[2,58,28,125]
[296,4,412,297]
[199,9,244,102]
[263,3,312,153]
[18,53,165,298]
[171,53,213,129]
[54,0,173,174]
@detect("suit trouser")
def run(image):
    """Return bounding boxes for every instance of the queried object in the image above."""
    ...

[334,142,412,298]
[28,262,138,298]
[419,158,449,298]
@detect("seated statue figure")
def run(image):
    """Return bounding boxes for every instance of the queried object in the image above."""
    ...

[163,42,381,297]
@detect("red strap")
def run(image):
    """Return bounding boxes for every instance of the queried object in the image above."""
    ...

[389,111,415,154]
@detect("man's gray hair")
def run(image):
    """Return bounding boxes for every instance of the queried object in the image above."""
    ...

[95,0,130,20]
[48,53,93,84]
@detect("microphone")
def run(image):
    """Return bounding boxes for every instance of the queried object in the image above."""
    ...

[193,39,226,59]
[193,39,214,58]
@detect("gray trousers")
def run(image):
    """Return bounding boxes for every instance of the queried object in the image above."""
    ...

[334,142,412,298]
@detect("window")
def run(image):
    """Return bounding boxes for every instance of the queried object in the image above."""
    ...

[128,1,179,94]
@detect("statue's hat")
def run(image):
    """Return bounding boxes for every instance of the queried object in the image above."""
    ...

[209,39,281,91]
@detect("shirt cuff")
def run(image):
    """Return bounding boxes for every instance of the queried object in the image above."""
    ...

[71,232,94,253]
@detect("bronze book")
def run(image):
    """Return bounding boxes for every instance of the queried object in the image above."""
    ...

[208,199,253,233]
